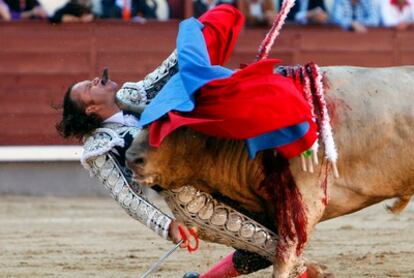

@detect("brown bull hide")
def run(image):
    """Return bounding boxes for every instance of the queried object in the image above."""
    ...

[129,128,267,212]
[126,66,414,277]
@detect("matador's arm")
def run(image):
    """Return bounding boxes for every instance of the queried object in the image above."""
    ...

[115,50,178,114]
[82,129,173,239]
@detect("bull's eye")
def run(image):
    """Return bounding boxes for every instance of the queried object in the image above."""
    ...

[134,157,146,165]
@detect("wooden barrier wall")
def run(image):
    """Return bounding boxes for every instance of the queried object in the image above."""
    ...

[1,21,413,145]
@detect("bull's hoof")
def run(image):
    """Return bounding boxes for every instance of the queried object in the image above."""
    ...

[183,272,200,278]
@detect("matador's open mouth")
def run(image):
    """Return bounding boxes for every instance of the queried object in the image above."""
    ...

[101,67,109,85]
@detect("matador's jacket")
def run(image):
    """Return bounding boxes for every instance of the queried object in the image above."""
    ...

[81,5,306,277]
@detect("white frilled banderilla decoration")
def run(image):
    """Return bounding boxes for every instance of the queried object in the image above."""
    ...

[256,0,339,178]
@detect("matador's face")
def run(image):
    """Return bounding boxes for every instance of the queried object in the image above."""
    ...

[70,69,119,116]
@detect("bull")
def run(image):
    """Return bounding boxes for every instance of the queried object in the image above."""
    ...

[126,66,414,277]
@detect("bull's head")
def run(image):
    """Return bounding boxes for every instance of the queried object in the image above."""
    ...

[126,128,207,190]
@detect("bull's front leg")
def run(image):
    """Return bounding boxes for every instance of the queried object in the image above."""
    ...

[273,244,300,278]
[272,212,322,278]
[273,160,331,278]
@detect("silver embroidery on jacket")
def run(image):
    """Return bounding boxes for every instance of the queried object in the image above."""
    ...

[163,186,277,260]
[82,124,172,239]
[115,50,178,114]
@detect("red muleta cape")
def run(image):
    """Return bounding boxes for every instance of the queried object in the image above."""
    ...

[149,5,317,158]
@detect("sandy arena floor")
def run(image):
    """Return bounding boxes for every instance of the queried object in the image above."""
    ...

[0,196,413,278]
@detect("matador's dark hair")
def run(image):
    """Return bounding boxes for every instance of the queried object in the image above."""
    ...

[56,84,103,140]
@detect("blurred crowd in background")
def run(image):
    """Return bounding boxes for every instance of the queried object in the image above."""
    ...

[0,0,413,31]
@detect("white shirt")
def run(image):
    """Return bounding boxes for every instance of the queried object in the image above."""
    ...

[380,0,414,26]
[103,111,140,127]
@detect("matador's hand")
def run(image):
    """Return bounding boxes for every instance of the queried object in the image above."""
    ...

[168,220,199,251]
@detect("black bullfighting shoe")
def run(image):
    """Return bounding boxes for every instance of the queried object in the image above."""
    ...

[183,272,200,278]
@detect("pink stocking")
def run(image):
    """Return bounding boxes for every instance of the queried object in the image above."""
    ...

[200,252,240,278]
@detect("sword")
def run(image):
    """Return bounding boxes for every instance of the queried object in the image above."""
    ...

[139,239,184,278]
[139,225,199,278]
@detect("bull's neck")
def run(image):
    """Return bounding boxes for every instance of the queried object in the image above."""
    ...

[197,140,263,194]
